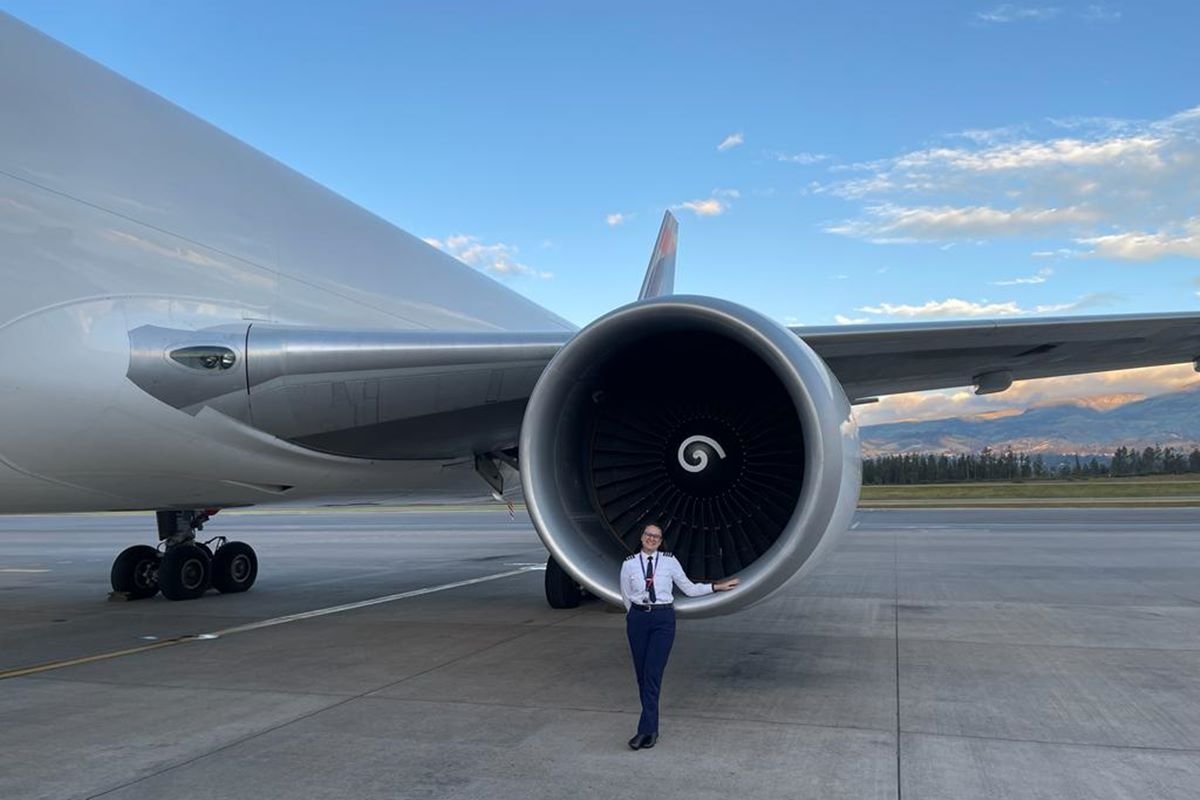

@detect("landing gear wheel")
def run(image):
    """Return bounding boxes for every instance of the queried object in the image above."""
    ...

[158,543,211,600]
[211,541,258,594]
[545,556,582,609]
[110,545,161,599]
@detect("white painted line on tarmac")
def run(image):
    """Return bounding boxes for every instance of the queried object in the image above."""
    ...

[208,566,543,638]
[0,568,49,573]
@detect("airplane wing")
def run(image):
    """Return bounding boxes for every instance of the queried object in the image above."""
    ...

[794,313,1200,401]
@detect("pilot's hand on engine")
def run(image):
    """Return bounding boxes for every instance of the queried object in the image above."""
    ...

[713,578,739,592]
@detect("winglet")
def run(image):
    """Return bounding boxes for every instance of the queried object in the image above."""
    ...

[638,211,678,300]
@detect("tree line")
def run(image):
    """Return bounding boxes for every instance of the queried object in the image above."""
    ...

[862,445,1200,485]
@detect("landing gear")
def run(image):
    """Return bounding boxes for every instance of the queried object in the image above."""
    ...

[158,542,211,601]
[545,556,582,609]
[110,545,160,599]
[211,541,257,594]
[107,509,259,601]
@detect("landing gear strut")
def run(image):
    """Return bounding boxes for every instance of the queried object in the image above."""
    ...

[109,509,258,601]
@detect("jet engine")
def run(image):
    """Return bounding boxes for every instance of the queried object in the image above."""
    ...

[520,296,861,616]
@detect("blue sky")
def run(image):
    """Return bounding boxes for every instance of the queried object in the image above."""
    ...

[6,2,1200,423]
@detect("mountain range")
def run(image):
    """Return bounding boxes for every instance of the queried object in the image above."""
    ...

[860,387,1200,457]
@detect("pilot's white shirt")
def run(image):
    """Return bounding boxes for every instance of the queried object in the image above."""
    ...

[620,551,713,610]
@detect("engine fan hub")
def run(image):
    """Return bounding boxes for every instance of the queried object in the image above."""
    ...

[667,420,742,494]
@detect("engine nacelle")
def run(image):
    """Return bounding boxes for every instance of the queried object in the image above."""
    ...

[520,296,860,616]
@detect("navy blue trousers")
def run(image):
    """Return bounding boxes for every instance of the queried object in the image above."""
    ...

[626,606,676,735]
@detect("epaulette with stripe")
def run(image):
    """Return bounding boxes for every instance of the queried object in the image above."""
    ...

[624,553,638,561]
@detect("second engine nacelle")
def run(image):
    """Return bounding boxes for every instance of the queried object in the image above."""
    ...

[520,296,860,616]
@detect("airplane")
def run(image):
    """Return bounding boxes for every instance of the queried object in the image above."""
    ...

[3,13,1199,615]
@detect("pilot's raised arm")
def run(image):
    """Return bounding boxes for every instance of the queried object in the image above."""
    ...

[660,553,714,598]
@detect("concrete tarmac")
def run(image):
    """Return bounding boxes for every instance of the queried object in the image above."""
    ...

[1,508,1199,799]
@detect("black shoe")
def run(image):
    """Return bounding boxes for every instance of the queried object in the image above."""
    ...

[628,734,649,750]
[641,733,658,749]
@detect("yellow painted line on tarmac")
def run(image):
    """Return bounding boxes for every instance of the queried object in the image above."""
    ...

[0,635,203,680]
[0,566,544,682]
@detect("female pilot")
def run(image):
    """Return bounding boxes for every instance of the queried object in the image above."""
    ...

[619,522,739,750]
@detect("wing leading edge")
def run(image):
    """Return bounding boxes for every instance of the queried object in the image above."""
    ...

[794,312,1200,401]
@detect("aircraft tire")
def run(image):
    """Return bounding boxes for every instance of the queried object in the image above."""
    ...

[211,541,258,594]
[110,545,161,599]
[545,556,582,609]
[159,543,212,601]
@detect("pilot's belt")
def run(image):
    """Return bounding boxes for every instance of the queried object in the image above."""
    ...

[630,603,674,612]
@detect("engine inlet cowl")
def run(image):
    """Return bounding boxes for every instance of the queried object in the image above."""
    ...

[520,296,860,617]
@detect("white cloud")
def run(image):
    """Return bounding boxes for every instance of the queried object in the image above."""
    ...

[852,292,1115,320]
[890,135,1165,173]
[423,234,552,279]
[947,125,1027,145]
[857,298,1026,318]
[605,212,631,227]
[1082,4,1121,22]
[772,151,827,165]
[1032,248,1080,259]
[834,314,869,325]
[823,105,1200,257]
[992,267,1054,285]
[1032,292,1119,313]
[976,5,1061,23]
[717,132,744,152]
[1078,219,1200,260]
[674,189,739,217]
[678,199,727,216]
[827,203,1098,241]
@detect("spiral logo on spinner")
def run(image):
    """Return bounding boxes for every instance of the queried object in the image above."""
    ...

[677,435,727,473]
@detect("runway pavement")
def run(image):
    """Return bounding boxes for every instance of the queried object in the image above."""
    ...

[1,508,1199,799]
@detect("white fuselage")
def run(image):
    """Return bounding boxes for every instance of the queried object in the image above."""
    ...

[0,16,573,514]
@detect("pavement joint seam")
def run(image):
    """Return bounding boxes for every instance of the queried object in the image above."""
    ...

[895,637,1200,654]
[893,525,903,800]
[898,728,1200,755]
[1043,533,1200,610]
[894,597,1200,611]
[364,693,898,738]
